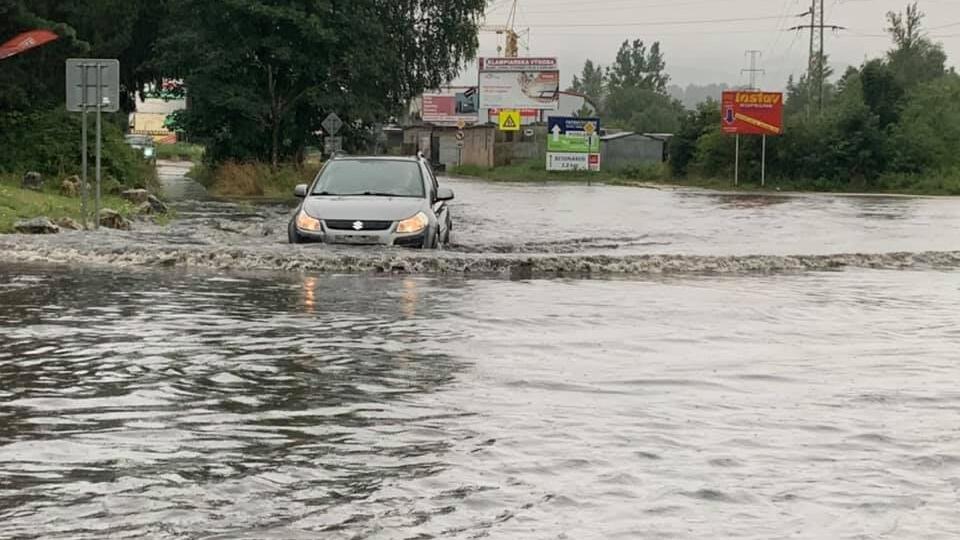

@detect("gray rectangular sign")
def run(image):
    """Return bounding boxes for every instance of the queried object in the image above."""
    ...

[66,59,121,113]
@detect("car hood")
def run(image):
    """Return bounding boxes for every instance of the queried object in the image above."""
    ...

[301,196,429,221]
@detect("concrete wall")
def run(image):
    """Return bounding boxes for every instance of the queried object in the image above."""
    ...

[405,126,495,170]
[601,136,665,170]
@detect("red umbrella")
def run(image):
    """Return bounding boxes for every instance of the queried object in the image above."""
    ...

[0,29,59,61]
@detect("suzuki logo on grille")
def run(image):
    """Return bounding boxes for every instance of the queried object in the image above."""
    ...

[352,221,364,231]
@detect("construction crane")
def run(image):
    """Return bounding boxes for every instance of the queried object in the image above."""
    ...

[479,0,527,57]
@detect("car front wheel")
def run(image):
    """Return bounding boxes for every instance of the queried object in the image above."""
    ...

[288,221,306,244]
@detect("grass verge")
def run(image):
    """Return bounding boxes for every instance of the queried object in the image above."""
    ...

[156,143,205,162]
[450,160,669,184]
[451,160,960,196]
[190,161,321,200]
[0,174,139,233]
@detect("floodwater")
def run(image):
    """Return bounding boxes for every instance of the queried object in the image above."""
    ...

[1,266,959,539]
[2,163,960,538]
[3,161,960,276]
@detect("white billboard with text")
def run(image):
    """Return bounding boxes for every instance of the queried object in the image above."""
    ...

[479,57,560,111]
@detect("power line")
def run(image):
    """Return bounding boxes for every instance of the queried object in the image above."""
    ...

[521,15,788,29]
[788,0,844,114]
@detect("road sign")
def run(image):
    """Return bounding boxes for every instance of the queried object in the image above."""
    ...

[721,91,784,135]
[499,110,520,131]
[456,118,466,130]
[457,141,465,148]
[547,116,601,172]
[66,59,120,112]
[455,130,465,141]
[324,136,343,154]
[322,112,343,136]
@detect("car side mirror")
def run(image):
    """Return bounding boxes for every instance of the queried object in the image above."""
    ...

[294,184,308,198]
[436,187,455,201]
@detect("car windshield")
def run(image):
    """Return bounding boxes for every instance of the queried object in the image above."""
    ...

[313,160,425,197]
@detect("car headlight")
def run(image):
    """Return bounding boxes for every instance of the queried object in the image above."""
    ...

[296,210,322,232]
[144,147,155,158]
[396,212,429,234]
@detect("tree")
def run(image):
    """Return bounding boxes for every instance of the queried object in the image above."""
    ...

[859,59,904,129]
[569,59,605,111]
[886,2,946,87]
[604,87,682,133]
[159,0,486,168]
[890,73,960,172]
[606,39,669,94]
[670,98,720,177]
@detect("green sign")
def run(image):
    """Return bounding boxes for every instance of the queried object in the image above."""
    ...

[547,133,600,153]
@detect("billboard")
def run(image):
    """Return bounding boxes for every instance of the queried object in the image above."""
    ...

[479,57,560,111]
[721,91,784,135]
[422,87,479,124]
[547,116,601,171]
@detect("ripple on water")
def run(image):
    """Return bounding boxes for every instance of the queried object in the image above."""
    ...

[1,266,960,539]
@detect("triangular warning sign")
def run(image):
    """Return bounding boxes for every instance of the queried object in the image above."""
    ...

[503,116,516,128]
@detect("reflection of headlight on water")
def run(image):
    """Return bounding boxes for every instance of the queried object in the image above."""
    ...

[302,276,317,313]
[401,278,418,318]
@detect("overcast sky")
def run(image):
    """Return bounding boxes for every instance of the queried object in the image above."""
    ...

[455,0,960,90]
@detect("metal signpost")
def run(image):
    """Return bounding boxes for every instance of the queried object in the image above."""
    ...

[66,59,120,229]
[322,112,343,156]
[546,116,601,173]
[721,91,784,187]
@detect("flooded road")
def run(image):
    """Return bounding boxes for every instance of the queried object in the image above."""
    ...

[3,162,960,276]
[1,265,959,539]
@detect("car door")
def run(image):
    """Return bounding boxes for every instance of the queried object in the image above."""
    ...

[425,162,450,241]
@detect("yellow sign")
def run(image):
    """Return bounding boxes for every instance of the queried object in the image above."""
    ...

[583,121,596,135]
[498,110,521,131]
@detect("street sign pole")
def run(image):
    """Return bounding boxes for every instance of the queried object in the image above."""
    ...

[734,134,740,187]
[761,135,767,187]
[95,63,103,229]
[80,64,89,229]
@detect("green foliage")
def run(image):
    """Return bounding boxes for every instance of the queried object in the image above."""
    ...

[0,173,137,233]
[192,161,319,199]
[0,108,157,190]
[606,40,669,94]
[157,0,486,168]
[156,143,205,162]
[670,2,960,193]
[573,38,680,135]
[0,0,167,114]
[886,2,947,88]
[569,60,605,109]
[670,99,720,177]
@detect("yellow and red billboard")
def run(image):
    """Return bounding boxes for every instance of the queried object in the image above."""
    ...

[722,91,784,136]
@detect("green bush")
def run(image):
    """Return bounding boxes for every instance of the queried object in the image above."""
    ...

[0,108,157,191]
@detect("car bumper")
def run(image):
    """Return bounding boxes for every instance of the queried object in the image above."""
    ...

[297,228,431,248]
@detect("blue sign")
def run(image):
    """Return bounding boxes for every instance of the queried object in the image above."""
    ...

[548,116,601,135]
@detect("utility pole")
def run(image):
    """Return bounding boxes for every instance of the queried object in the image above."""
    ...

[740,50,768,186]
[790,0,844,114]
[742,50,765,90]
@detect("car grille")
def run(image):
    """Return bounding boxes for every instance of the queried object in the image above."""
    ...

[323,219,393,231]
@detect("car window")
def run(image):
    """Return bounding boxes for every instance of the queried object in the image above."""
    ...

[313,160,425,197]
[424,163,439,197]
